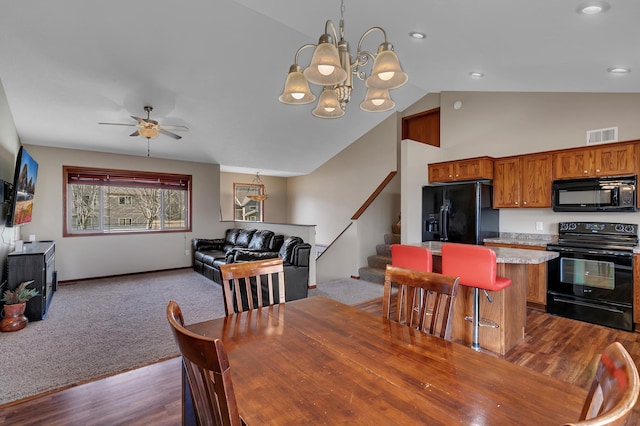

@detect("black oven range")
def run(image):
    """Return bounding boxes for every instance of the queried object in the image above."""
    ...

[546,222,637,332]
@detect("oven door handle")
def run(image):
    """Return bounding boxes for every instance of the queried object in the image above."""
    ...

[551,296,626,314]
[547,246,633,257]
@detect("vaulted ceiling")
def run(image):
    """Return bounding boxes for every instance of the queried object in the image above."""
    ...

[0,1,637,176]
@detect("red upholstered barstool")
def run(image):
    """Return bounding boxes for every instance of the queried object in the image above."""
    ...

[391,244,433,272]
[441,243,511,351]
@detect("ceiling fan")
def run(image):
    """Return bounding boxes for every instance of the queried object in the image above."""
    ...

[98,106,189,140]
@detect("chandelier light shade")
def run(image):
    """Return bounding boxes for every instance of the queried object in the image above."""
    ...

[279,0,407,119]
[313,87,345,118]
[279,64,316,104]
[303,35,348,86]
[365,45,409,90]
[360,87,395,112]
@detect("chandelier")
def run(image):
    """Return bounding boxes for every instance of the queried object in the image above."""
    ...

[247,172,268,201]
[278,0,408,118]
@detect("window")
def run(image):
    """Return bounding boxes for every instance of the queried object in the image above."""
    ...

[63,166,192,236]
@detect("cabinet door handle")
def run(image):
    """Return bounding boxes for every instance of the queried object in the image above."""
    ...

[583,170,588,174]
[523,201,527,205]
[595,168,600,173]
[514,201,519,205]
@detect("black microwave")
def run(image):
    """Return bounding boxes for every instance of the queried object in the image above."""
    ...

[552,175,637,212]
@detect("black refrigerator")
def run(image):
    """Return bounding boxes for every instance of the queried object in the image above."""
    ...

[422,181,499,244]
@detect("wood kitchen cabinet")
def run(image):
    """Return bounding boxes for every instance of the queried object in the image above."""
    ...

[553,143,636,180]
[484,242,548,311]
[428,156,494,183]
[493,153,552,208]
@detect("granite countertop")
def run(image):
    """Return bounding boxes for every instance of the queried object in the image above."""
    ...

[483,232,558,248]
[418,241,559,264]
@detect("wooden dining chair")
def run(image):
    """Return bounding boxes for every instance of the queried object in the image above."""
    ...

[166,300,243,426]
[219,258,285,315]
[383,264,460,340]
[566,342,640,426]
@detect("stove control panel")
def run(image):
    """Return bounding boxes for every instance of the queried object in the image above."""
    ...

[558,222,637,236]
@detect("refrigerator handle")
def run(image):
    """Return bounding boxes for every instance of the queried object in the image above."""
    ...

[440,204,449,241]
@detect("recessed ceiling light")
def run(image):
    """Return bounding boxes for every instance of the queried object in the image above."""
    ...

[607,67,631,74]
[469,72,484,78]
[409,32,426,39]
[577,1,610,14]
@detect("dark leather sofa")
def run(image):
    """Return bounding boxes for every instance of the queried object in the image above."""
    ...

[192,228,311,301]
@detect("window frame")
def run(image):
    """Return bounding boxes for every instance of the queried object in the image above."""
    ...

[63,166,192,237]
[233,182,264,222]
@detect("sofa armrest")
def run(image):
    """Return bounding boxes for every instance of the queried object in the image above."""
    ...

[290,243,311,267]
[192,238,225,252]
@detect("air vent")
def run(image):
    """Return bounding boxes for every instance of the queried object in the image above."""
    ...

[586,126,618,145]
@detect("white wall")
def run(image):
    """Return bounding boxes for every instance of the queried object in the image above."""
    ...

[404,92,640,240]
[220,172,287,223]
[289,113,400,281]
[20,145,224,281]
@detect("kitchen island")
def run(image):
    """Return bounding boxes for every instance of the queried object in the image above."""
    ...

[418,241,558,356]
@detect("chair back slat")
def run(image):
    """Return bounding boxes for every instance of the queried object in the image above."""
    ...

[383,264,459,340]
[220,258,285,315]
[566,341,640,426]
[166,300,242,426]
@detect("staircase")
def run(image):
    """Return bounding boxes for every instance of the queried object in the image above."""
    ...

[358,232,400,284]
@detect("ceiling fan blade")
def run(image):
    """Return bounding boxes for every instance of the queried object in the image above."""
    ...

[98,122,137,127]
[159,124,189,131]
[130,130,140,137]
[159,128,182,140]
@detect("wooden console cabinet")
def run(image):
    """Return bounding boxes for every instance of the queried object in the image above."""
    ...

[8,241,56,321]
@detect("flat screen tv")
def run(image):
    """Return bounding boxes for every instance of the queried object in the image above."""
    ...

[6,146,39,227]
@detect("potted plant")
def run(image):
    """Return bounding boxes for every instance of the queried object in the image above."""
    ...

[0,280,38,332]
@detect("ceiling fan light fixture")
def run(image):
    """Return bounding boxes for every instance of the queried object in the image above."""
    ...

[139,127,159,139]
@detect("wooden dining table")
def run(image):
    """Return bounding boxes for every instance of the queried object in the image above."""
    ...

[186,295,586,425]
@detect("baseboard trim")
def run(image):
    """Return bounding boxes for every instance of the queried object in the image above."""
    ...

[57,267,193,286]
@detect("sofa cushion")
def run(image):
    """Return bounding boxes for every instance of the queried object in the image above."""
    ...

[235,228,256,248]
[225,228,242,245]
[279,236,304,264]
[248,230,275,250]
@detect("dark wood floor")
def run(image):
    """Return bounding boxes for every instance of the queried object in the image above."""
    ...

[2,298,640,425]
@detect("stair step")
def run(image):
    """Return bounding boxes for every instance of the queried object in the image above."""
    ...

[358,266,385,285]
[368,254,391,270]
[384,233,401,245]
[376,244,392,257]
